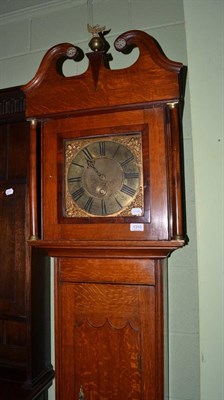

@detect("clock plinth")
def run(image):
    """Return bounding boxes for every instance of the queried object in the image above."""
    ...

[22,30,187,400]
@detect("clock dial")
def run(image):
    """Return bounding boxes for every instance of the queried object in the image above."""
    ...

[65,134,144,217]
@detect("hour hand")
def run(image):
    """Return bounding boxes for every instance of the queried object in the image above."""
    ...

[87,159,105,180]
[87,159,95,169]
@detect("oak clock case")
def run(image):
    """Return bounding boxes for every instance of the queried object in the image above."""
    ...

[21,30,187,400]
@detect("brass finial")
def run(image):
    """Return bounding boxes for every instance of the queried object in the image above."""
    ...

[87,24,106,52]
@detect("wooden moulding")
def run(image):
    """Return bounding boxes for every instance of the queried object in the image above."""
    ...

[28,239,185,259]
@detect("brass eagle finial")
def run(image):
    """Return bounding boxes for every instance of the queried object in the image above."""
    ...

[87,24,106,51]
[87,24,106,37]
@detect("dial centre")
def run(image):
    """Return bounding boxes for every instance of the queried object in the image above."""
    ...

[83,157,123,198]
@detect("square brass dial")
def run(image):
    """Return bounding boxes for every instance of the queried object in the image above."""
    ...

[64,132,144,218]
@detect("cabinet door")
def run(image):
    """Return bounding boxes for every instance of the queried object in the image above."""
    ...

[58,283,156,400]
[0,183,27,316]
[0,120,29,317]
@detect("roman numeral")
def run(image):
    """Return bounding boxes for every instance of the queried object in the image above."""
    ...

[114,197,123,209]
[101,199,107,215]
[99,141,106,156]
[124,172,139,179]
[71,162,84,168]
[112,145,120,159]
[82,147,93,161]
[68,176,82,183]
[120,154,134,167]
[84,197,93,212]
[120,184,136,197]
[72,187,85,201]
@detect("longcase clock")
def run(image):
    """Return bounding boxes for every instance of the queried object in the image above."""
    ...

[22,29,187,400]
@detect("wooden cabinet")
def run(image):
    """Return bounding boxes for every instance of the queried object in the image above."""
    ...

[21,30,187,399]
[0,88,53,399]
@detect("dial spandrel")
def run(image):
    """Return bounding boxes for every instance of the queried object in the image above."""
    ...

[64,133,144,217]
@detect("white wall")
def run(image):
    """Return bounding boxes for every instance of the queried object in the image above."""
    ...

[183,1,224,399]
[0,1,201,399]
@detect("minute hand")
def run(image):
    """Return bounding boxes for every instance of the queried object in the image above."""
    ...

[87,159,105,180]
